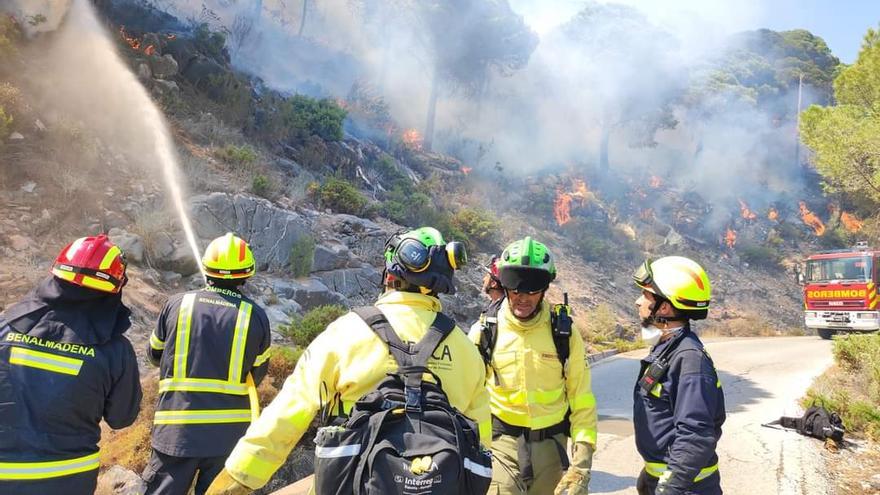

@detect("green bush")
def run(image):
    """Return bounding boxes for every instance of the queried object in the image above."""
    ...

[289,235,316,277]
[279,305,349,347]
[204,72,251,124]
[275,95,346,142]
[252,174,272,197]
[0,16,21,59]
[318,177,367,215]
[381,181,431,226]
[194,23,227,59]
[450,208,499,250]
[215,144,258,168]
[738,243,782,269]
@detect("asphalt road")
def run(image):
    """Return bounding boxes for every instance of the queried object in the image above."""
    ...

[590,336,835,495]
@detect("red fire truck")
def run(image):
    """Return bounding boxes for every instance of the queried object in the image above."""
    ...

[802,242,880,339]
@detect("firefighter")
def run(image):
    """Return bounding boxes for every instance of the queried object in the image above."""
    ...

[631,256,726,495]
[143,233,272,495]
[0,234,142,495]
[470,255,505,335]
[206,226,491,495]
[469,237,597,495]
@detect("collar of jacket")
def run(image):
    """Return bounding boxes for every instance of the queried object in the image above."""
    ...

[646,326,690,363]
[376,290,442,312]
[500,298,549,333]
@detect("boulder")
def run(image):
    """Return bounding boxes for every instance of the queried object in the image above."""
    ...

[108,228,145,264]
[97,465,146,495]
[166,243,199,276]
[7,234,30,251]
[149,232,175,260]
[190,193,311,272]
[148,54,179,79]
[311,243,355,272]
[313,266,381,303]
[272,278,346,311]
[152,79,180,95]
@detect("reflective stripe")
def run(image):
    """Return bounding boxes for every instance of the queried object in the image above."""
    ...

[99,246,121,270]
[228,302,253,383]
[463,457,492,478]
[0,452,100,480]
[528,386,565,405]
[571,428,597,446]
[315,444,361,458]
[570,392,596,411]
[645,462,719,482]
[650,382,663,397]
[253,348,271,367]
[9,348,83,376]
[494,407,567,431]
[154,409,252,424]
[479,420,493,446]
[159,378,249,395]
[150,332,165,351]
[173,293,196,379]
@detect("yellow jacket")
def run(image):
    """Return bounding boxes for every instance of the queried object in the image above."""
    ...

[224,291,492,489]
[468,299,597,446]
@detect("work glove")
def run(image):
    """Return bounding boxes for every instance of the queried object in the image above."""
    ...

[205,469,253,495]
[554,441,594,495]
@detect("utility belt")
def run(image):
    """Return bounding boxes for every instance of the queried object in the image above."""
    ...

[492,415,569,442]
[644,461,719,483]
[492,416,570,486]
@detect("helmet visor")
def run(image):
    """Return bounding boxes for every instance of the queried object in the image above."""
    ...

[633,259,666,299]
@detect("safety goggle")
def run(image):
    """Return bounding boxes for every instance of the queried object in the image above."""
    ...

[633,259,665,299]
[508,288,544,296]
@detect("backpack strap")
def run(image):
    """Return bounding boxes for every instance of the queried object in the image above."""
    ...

[477,298,503,368]
[352,306,456,412]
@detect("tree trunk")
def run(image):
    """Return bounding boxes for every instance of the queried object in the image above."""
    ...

[298,0,309,37]
[599,124,610,172]
[424,68,440,152]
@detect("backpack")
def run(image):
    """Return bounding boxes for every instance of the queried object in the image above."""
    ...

[313,307,492,495]
[767,405,845,442]
[475,295,572,378]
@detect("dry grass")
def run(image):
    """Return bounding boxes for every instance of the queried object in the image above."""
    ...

[99,379,157,474]
[700,314,803,337]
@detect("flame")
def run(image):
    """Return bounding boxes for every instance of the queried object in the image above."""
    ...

[841,211,864,233]
[461,166,472,175]
[144,44,156,56]
[798,201,826,236]
[767,208,779,221]
[401,129,423,150]
[571,179,589,201]
[738,199,757,221]
[119,26,141,51]
[650,176,662,189]
[725,227,737,248]
[554,187,573,226]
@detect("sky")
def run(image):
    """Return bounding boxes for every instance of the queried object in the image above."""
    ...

[509,0,880,64]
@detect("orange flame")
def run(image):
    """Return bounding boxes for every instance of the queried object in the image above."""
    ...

[119,26,141,51]
[841,211,864,233]
[144,44,156,56]
[650,176,662,189]
[767,208,779,221]
[401,129,423,150]
[461,166,472,175]
[798,201,826,236]
[554,188,573,226]
[571,179,589,201]
[725,227,737,248]
[739,199,757,221]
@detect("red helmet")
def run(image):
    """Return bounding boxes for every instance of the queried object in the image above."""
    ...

[487,255,500,283]
[51,234,128,293]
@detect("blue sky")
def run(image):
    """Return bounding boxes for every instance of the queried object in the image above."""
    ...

[509,0,880,63]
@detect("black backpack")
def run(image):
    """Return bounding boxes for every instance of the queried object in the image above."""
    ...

[475,295,573,379]
[767,405,845,442]
[313,307,492,495]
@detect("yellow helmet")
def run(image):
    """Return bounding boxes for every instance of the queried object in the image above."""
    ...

[202,233,255,280]
[633,256,710,319]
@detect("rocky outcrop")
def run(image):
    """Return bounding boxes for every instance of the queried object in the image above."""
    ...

[190,193,311,272]
[96,465,146,495]
[272,278,346,311]
[313,266,381,305]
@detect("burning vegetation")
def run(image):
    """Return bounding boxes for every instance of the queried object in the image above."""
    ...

[554,178,591,226]
[799,201,826,236]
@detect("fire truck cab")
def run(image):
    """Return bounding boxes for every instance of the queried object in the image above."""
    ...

[802,241,880,339]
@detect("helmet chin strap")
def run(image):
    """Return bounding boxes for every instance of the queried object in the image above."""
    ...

[645,296,687,326]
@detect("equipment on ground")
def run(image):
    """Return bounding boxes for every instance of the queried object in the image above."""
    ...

[764,405,845,443]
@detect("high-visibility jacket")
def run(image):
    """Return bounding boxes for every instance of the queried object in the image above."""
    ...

[468,299,598,446]
[633,329,725,491]
[0,277,141,489]
[223,290,492,490]
[149,285,271,458]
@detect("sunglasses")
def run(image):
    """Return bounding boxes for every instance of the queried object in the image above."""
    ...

[508,288,544,296]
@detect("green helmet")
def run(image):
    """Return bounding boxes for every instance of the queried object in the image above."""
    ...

[498,236,556,292]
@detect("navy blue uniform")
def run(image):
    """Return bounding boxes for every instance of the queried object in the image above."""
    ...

[633,329,726,495]
[144,285,271,495]
[0,277,142,495]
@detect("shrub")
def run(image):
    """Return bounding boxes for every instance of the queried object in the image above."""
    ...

[381,182,431,226]
[194,23,227,60]
[275,95,346,142]
[252,174,272,198]
[204,72,251,124]
[289,235,316,277]
[450,207,499,250]
[215,144,258,169]
[0,16,21,59]
[318,177,367,215]
[279,305,349,347]
[579,303,621,343]
[738,243,782,269]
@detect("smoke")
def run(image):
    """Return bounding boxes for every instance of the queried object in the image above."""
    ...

[1,0,72,36]
[8,0,205,277]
